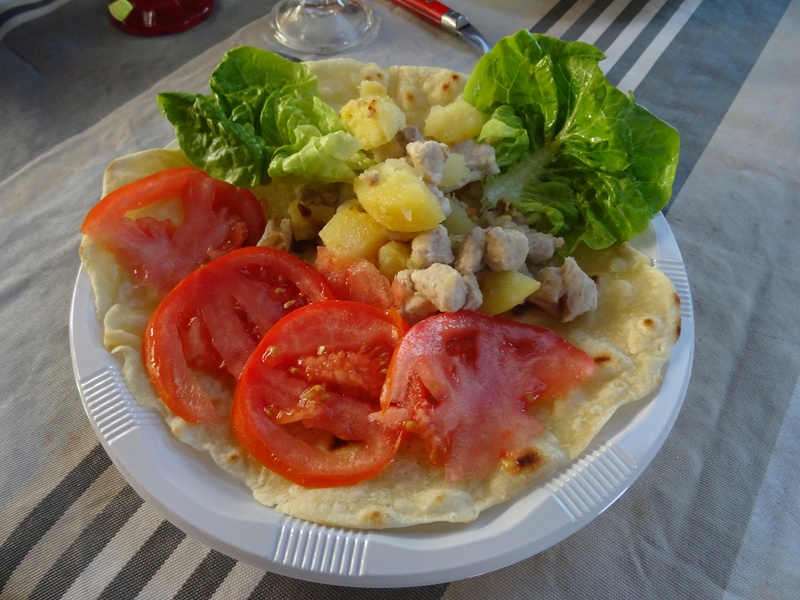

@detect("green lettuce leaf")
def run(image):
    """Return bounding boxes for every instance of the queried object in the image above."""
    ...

[463,31,680,254]
[157,47,370,188]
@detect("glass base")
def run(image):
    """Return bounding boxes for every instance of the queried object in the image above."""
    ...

[268,0,378,55]
[109,0,214,37]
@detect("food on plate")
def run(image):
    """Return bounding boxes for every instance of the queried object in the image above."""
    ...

[78,31,682,528]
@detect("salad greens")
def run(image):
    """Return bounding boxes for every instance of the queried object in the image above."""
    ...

[157,47,371,188]
[158,33,679,256]
[464,31,680,254]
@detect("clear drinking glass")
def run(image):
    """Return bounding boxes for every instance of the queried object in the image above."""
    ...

[267,0,378,55]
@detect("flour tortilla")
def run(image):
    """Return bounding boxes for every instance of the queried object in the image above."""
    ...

[78,59,680,529]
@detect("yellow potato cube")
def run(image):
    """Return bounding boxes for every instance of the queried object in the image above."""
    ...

[318,205,389,262]
[480,270,541,316]
[340,81,407,151]
[441,198,476,236]
[378,241,411,280]
[424,98,486,145]
[439,152,470,191]
[353,159,446,232]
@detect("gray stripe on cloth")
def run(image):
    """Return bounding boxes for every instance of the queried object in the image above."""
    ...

[247,573,449,600]
[604,0,684,86]
[173,550,238,600]
[95,520,185,600]
[631,0,793,203]
[559,0,616,41]
[0,443,111,594]
[593,0,650,51]
[0,0,61,27]
[529,0,582,33]
[26,485,143,600]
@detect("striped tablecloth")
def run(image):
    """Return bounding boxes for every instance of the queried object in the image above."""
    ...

[2,1,798,598]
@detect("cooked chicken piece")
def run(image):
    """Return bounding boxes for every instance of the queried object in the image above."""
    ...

[561,257,598,322]
[529,258,598,322]
[257,218,293,252]
[461,272,483,310]
[410,263,467,313]
[527,231,564,263]
[411,224,454,268]
[394,270,438,322]
[484,227,529,271]
[427,183,452,217]
[451,139,500,177]
[528,266,562,316]
[400,126,424,144]
[407,140,450,185]
[454,226,486,274]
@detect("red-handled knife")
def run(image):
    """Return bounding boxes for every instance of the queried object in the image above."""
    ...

[388,0,492,54]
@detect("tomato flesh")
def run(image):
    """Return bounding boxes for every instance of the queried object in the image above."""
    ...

[232,301,408,488]
[314,246,395,309]
[81,167,265,295]
[379,310,596,481]
[144,247,334,423]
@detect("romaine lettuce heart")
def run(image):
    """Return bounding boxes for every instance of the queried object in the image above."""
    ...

[465,31,680,254]
[157,47,371,188]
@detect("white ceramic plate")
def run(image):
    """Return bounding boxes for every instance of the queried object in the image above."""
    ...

[70,213,693,587]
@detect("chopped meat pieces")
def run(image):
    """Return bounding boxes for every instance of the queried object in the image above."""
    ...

[451,140,501,177]
[411,224,453,268]
[484,227,529,271]
[461,272,483,310]
[529,258,598,322]
[407,140,450,185]
[526,231,564,263]
[410,264,467,313]
[561,257,598,322]
[257,218,293,252]
[427,183,452,217]
[454,226,486,273]
[528,266,562,316]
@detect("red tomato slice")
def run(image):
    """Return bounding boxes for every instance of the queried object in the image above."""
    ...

[378,310,596,482]
[143,247,335,424]
[314,246,395,309]
[81,167,265,295]
[232,301,408,488]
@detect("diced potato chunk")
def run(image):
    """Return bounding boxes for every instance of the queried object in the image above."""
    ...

[480,270,541,315]
[441,198,476,236]
[378,241,411,280]
[424,98,486,145]
[319,205,389,262]
[439,152,470,191]
[353,159,445,232]
[341,81,407,150]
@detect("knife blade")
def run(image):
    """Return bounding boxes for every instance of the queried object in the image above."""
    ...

[388,0,492,54]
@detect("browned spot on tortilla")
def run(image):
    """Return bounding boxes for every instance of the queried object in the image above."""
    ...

[451,73,460,82]
[642,318,654,328]
[594,354,612,364]
[673,292,681,307]
[675,316,682,340]
[503,449,543,474]
[363,510,387,526]
[405,92,415,103]
[375,72,384,79]
[364,75,372,81]
[442,82,451,91]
